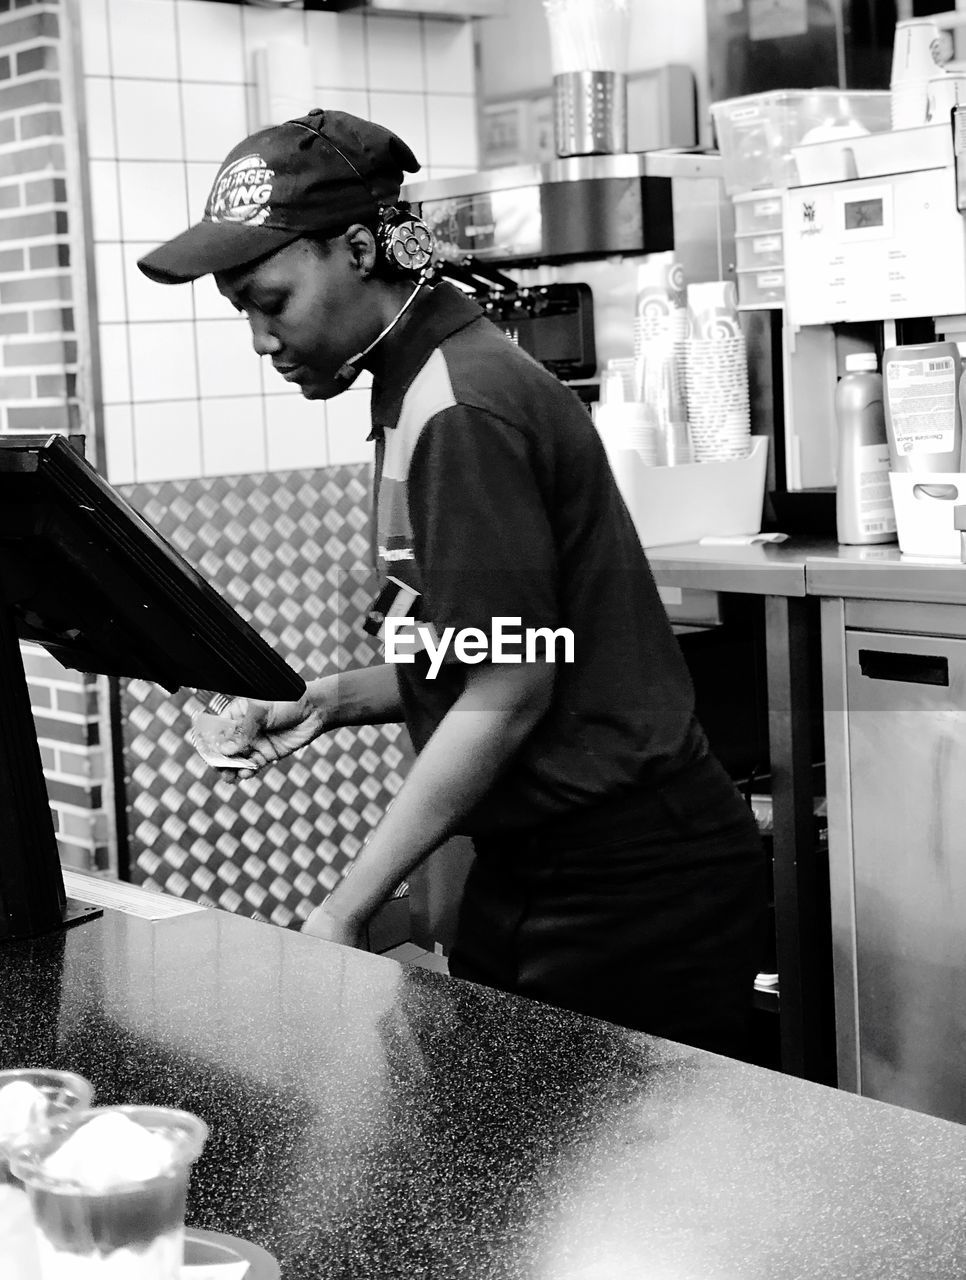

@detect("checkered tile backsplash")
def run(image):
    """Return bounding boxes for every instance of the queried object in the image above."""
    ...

[118,465,412,928]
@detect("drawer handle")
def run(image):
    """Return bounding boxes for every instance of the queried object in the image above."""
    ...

[858,649,949,686]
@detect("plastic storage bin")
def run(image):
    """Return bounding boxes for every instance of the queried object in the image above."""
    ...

[888,472,966,558]
[850,121,952,179]
[735,232,784,271]
[710,89,892,194]
[605,436,769,548]
[792,136,860,185]
[792,120,953,186]
[733,190,783,234]
[737,269,785,308]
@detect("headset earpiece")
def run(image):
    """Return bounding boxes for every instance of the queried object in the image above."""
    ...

[290,118,435,280]
[377,206,434,278]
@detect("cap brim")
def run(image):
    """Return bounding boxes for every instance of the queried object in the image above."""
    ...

[136,220,301,284]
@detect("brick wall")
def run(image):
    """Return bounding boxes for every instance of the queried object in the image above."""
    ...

[80,0,479,486]
[0,0,78,436]
[1,0,114,875]
[20,644,112,872]
[3,0,480,889]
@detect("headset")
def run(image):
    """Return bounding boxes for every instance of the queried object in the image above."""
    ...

[291,116,436,388]
[292,117,435,281]
[375,204,435,280]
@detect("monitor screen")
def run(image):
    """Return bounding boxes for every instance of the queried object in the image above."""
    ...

[0,434,305,700]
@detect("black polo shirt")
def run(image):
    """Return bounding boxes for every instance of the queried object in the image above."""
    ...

[367,282,704,836]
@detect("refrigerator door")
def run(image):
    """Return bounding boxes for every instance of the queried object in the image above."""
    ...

[845,629,966,1123]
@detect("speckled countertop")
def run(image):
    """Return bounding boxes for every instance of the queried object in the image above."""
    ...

[3,906,966,1279]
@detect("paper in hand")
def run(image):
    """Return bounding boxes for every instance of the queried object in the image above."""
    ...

[191,712,253,771]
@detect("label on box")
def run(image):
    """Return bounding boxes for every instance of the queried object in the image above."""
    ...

[886,356,957,455]
[752,235,781,253]
[728,105,763,123]
[752,198,781,218]
[858,443,897,535]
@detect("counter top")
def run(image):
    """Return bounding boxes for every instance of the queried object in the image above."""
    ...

[4,903,966,1279]
[804,543,966,604]
[648,536,966,604]
[647,538,819,596]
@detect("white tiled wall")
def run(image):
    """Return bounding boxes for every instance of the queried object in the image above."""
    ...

[79,0,480,485]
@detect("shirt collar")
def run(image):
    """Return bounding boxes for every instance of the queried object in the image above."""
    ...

[367,282,483,440]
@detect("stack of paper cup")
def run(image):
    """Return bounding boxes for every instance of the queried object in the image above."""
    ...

[634,252,689,406]
[634,253,688,345]
[926,69,966,124]
[685,281,751,463]
[891,18,943,129]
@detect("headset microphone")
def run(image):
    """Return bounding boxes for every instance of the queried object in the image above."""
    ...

[334,358,361,388]
[331,273,428,391]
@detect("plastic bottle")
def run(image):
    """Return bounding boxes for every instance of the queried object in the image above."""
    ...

[883,341,963,473]
[835,352,897,545]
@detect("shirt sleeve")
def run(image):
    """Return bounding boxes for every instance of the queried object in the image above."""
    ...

[406,403,561,642]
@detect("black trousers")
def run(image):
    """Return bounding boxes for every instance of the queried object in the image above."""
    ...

[448,753,768,1060]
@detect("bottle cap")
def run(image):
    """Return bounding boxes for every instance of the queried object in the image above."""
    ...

[845,352,878,373]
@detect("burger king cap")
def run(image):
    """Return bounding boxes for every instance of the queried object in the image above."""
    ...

[137,108,421,285]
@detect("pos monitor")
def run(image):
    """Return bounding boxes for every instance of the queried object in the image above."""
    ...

[0,433,306,943]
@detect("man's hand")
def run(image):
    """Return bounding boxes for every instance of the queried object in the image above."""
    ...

[301,903,362,948]
[191,666,404,779]
[194,693,326,775]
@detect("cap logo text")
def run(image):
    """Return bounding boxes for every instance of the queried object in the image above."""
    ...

[208,153,274,225]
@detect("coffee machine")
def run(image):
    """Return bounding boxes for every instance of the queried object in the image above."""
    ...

[776,114,966,526]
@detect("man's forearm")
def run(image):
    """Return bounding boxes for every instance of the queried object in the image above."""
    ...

[306,663,403,729]
[321,663,553,929]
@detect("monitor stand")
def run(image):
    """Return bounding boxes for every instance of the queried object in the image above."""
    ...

[0,601,102,942]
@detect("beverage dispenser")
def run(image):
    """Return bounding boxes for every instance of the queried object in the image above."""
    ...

[403,148,736,399]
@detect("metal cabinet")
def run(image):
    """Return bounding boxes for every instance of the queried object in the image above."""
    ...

[824,599,966,1123]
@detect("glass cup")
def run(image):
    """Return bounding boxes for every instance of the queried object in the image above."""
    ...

[0,1069,95,1280]
[10,1105,208,1280]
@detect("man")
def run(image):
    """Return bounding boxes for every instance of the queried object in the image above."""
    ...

[139,109,765,1057]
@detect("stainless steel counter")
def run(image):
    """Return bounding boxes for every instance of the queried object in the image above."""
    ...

[647,537,824,1081]
[647,538,818,597]
[804,544,966,604]
[650,535,966,1113]
[648,537,966,604]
